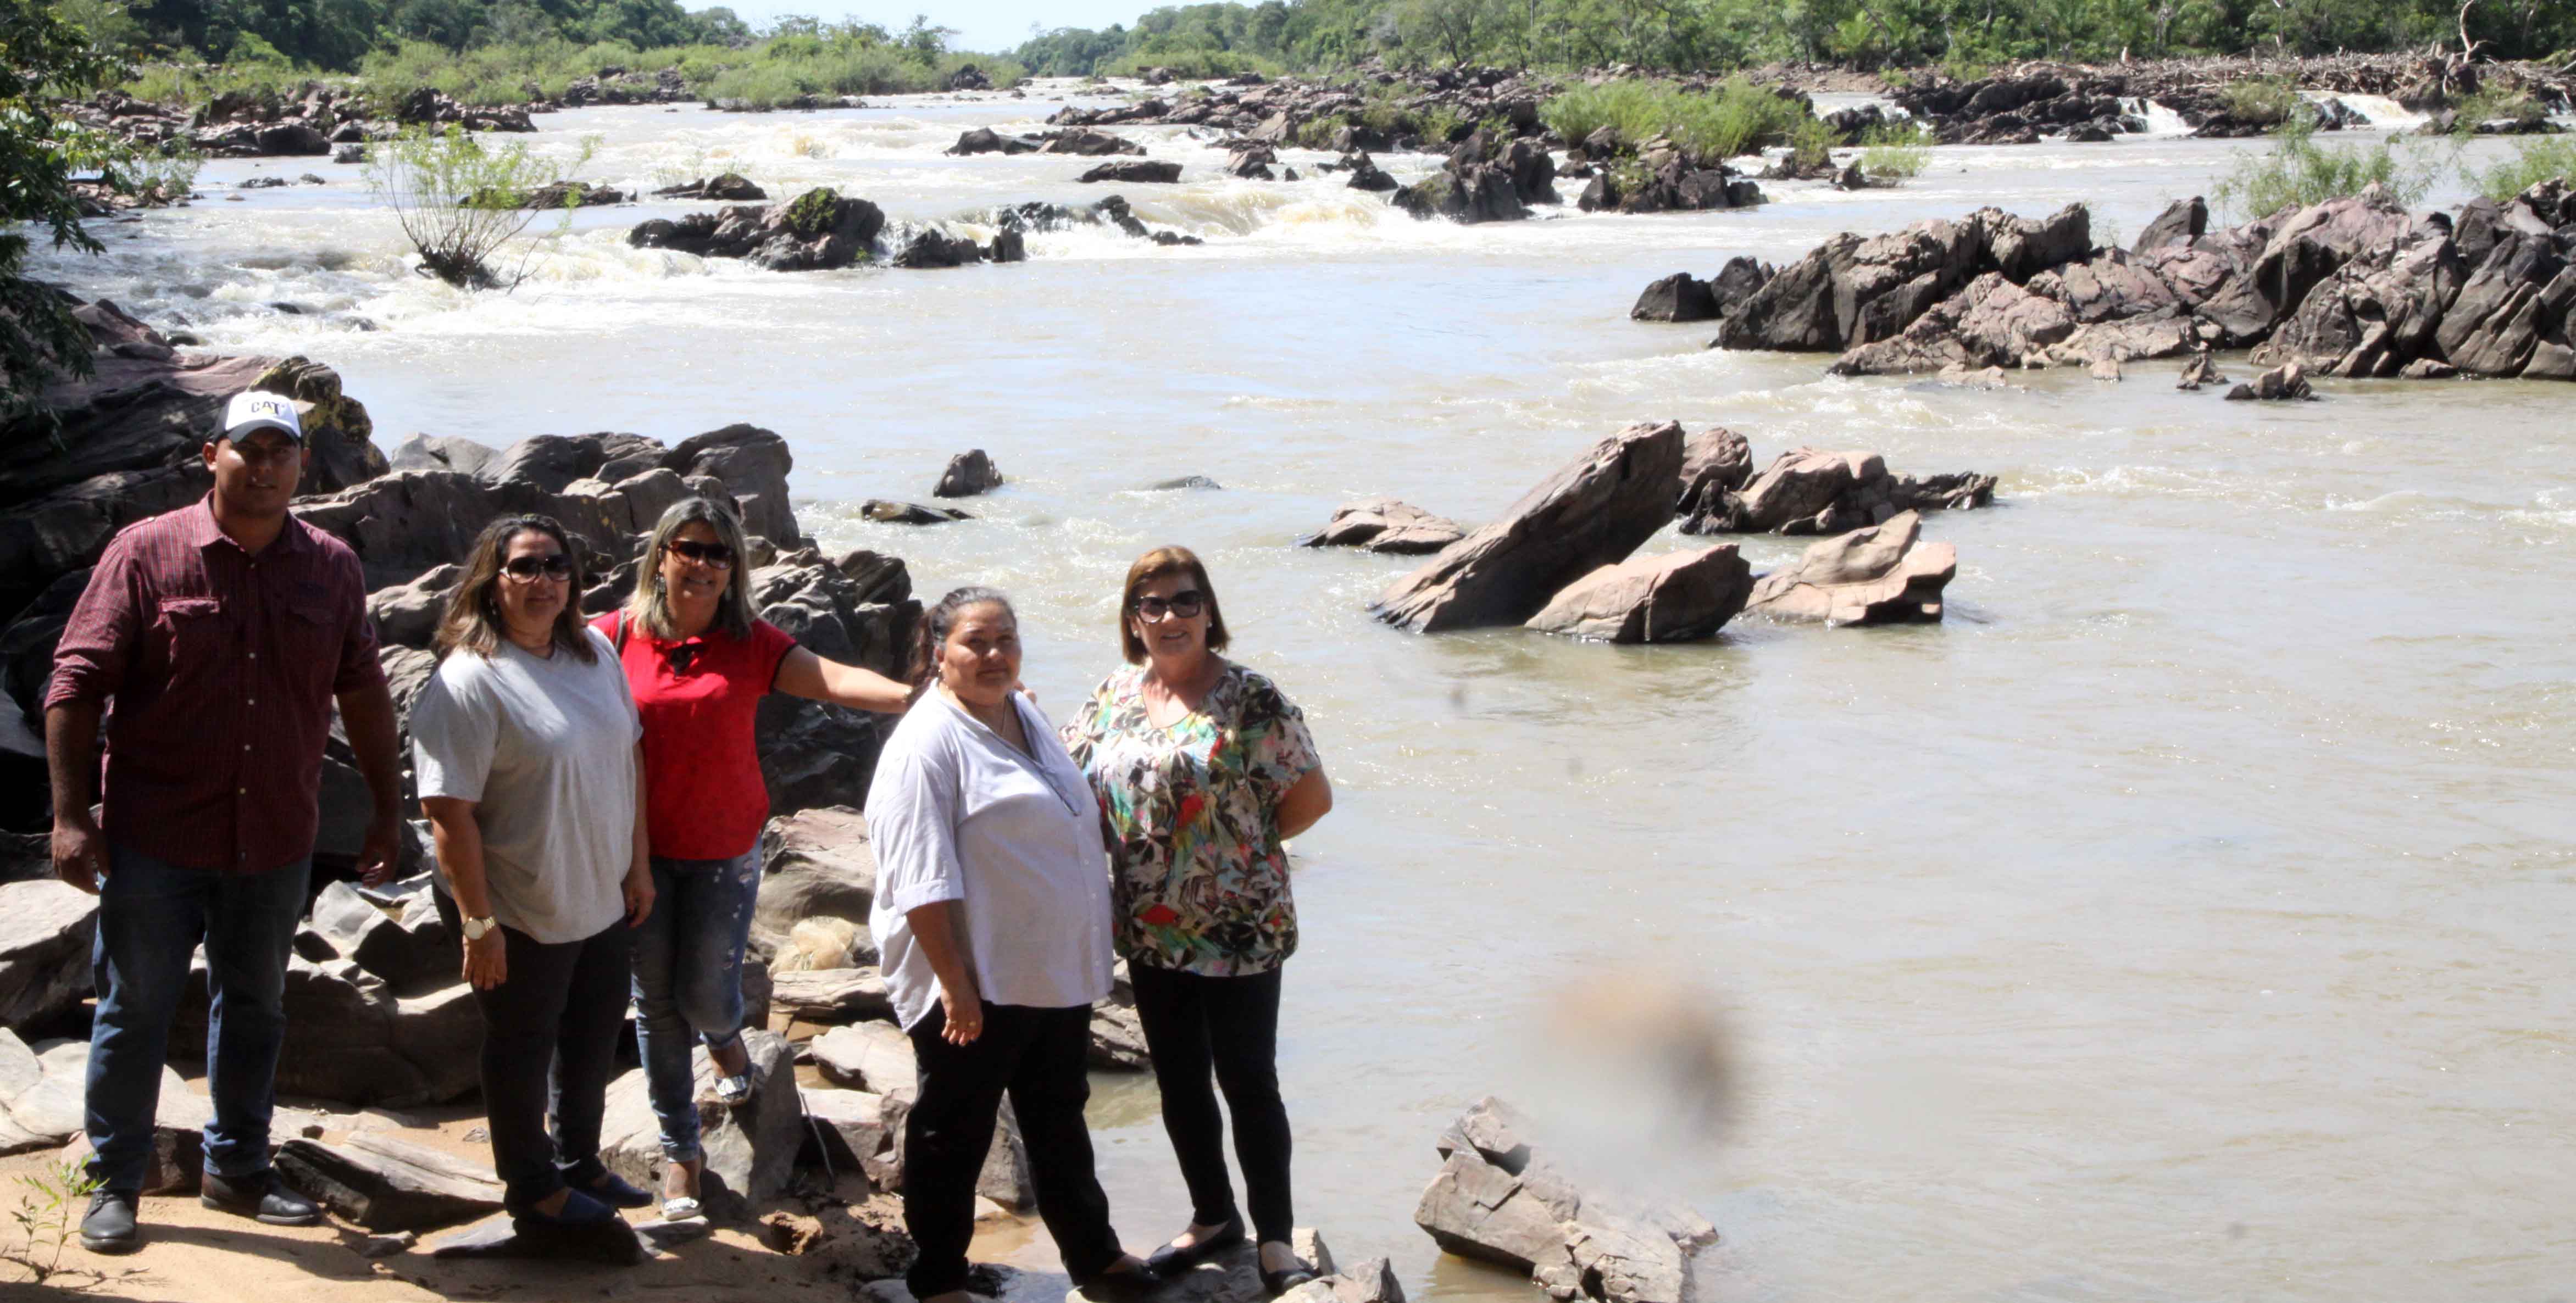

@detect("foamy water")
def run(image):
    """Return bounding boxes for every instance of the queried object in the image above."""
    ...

[35,90,2576,1303]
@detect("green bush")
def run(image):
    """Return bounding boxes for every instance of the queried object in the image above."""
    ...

[364,125,585,288]
[2213,115,2439,218]
[699,46,1024,108]
[1541,77,1812,162]
[2469,135,2576,201]
[1097,48,1282,80]
[2450,86,2551,134]
[1860,120,1930,183]
[2218,77,2301,126]
[1787,115,1839,171]
[120,55,318,105]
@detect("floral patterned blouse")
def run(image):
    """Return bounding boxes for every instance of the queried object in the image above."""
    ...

[1061,661,1321,977]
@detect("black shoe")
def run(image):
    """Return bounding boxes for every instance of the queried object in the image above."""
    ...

[1077,1261,1168,1301]
[201,1169,324,1227]
[1258,1258,1318,1297]
[1144,1217,1245,1274]
[582,1171,654,1210]
[79,1189,139,1254]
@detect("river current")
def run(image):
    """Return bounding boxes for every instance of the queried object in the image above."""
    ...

[35,81,2576,1302]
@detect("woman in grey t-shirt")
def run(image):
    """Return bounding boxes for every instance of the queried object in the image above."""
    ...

[411,515,653,1251]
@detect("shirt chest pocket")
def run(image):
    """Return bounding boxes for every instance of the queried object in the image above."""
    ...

[154,597,231,673]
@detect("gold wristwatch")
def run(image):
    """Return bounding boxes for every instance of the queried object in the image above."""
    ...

[460,915,497,942]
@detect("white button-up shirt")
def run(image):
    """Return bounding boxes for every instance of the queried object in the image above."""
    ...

[868,688,1114,1031]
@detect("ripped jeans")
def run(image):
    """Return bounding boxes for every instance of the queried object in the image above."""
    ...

[630,849,762,1163]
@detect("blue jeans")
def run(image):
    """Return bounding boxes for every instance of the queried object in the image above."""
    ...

[630,850,760,1162]
[84,847,310,1195]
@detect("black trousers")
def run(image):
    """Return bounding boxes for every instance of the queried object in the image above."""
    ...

[458,910,633,1217]
[904,1001,1124,1297]
[1128,963,1293,1245]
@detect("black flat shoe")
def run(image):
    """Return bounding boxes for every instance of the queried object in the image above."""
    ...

[1143,1217,1245,1274]
[201,1169,324,1226]
[1259,1259,1318,1297]
[584,1171,655,1210]
[1077,1261,1169,1301]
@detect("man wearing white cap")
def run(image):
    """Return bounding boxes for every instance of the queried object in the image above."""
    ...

[46,390,404,1252]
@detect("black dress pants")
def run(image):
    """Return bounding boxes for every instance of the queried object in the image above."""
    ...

[453,906,632,1217]
[1127,962,1293,1245]
[904,1001,1124,1297]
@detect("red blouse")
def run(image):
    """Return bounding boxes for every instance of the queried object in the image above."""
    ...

[593,611,796,861]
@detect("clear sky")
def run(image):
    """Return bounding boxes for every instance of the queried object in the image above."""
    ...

[703,1,1151,56]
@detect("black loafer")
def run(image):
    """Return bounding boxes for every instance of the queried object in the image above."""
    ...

[583,1171,655,1210]
[1259,1259,1318,1297]
[202,1169,324,1226]
[80,1189,140,1254]
[1077,1261,1169,1301]
[1143,1217,1244,1274]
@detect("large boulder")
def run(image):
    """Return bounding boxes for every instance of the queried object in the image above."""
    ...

[1394,163,1526,225]
[602,1029,801,1223]
[1742,511,1956,626]
[274,1130,506,1230]
[1681,448,1994,536]
[2133,196,2207,252]
[171,955,480,1106]
[1630,274,1717,324]
[948,127,1038,155]
[2255,235,2466,377]
[1523,547,1753,643]
[1372,421,1685,633]
[933,449,1001,498]
[2433,232,2571,377]
[750,562,912,815]
[1,1038,206,1156]
[302,878,450,990]
[1413,1098,1714,1303]
[756,806,880,945]
[1673,428,1751,519]
[0,881,97,1032]
[1077,160,1181,184]
[1298,499,1467,555]
[628,188,885,272]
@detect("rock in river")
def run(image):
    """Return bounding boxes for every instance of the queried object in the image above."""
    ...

[1300,499,1466,555]
[1741,510,1956,626]
[1523,545,1753,643]
[1371,421,1684,633]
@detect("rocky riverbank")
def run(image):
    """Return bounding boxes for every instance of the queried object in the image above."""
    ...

[1636,177,2576,385]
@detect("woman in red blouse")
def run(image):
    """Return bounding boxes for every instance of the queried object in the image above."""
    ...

[595,497,909,1219]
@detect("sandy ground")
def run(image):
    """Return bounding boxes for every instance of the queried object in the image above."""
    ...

[0,1070,1070,1303]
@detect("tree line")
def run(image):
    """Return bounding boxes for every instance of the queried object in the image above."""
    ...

[1014,0,2576,78]
[58,0,759,71]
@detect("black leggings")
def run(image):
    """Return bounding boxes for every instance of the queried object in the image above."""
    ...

[1129,963,1292,1245]
[444,896,632,1217]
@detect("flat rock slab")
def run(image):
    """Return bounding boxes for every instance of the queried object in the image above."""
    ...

[428,1213,646,1265]
[0,880,98,1031]
[1299,499,1465,555]
[771,967,896,1023]
[813,1021,915,1095]
[274,1129,505,1230]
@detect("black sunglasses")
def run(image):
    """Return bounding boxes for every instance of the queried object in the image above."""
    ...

[667,538,735,569]
[1132,590,1206,621]
[501,554,574,581]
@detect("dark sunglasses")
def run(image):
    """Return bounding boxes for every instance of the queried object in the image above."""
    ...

[1132,590,1206,621]
[667,538,735,569]
[501,554,574,581]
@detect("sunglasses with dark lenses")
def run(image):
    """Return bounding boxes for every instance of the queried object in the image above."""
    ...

[1132,591,1206,621]
[501,554,575,581]
[667,539,735,569]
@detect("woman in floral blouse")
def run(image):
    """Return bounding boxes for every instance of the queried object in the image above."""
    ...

[1062,546,1334,1297]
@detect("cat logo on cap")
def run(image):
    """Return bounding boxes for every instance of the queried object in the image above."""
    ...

[220,390,304,443]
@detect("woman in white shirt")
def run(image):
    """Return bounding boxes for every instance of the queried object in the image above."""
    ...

[868,586,1161,1303]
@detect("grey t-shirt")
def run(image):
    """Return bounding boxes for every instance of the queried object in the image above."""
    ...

[412,628,641,944]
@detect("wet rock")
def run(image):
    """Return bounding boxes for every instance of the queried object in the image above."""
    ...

[602,1030,800,1223]
[1413,1098,1713,1303]
[1744,510,1955,626]
[1394,162,1526,225]
[2089,356,2123,380]
[1342,152,1398,192]
[1226,142,1279,180]
[653,173,767,201]
[864,500,971,525]
[2176,350,2225,390]
[1372,421,1684,633]
[274,1130,506,1230]
[1686,447,1994,536]
[949,127,1038,156]
[1524,545,1753,643]
[2401,357,2460,379]
[0,881,97,1032]
[888,227,985,269]
[987,229,1026,263]
[1078,160,1181,184]
[1040,129,1146,157]
[1631,273,1717,324]
[628,188,885,272]
[948,65,992,92]
[2223,361,2317,401]
[331,143,365,164]
[2433,231,2571,377]
[1299,499,1467,555]
[1148,475,1223,491]
[934,449,1002,497]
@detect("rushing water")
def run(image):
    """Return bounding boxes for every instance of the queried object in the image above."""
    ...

[36,81,2576,1302]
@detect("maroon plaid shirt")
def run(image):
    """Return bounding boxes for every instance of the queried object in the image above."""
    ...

[46,497,385,873]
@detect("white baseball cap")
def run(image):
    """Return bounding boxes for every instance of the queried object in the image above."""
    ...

[220,390,303,443]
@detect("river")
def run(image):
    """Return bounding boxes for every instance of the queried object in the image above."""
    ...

[36,81,2576,1302]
